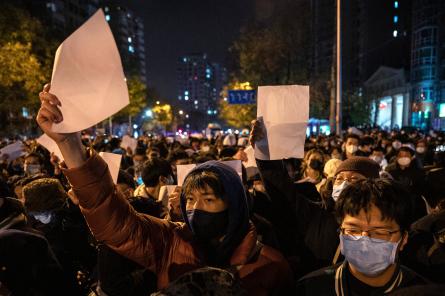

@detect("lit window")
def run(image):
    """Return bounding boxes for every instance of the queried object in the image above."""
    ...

[129,45,135,53]
[393,30,398,37]
[105,15,111,21]
[128,37,132,43]
[394,1,398,8]
[394,16,398,23]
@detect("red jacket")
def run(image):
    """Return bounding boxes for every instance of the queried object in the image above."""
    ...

[63,152,294,295]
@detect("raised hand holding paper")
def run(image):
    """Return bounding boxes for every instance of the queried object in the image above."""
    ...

[255,85,309,160]
[50,9,129,133]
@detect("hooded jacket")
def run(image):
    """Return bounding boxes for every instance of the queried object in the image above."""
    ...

[63,152,293,295]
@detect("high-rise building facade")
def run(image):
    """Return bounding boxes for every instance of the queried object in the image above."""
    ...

[177,54,227,130]
[19,0,147,85]
[410,0,445,129]
[102,2,147,83]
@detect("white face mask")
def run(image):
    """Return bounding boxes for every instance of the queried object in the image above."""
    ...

[332,181,349,202]
[165,175,175,185]
[397,157,411,166]
[346,145,358,154]
[392,141,402,150]
[25,164,41,175]
[370,155,383,164]
[416,147,426,154]
[30,212,53,224]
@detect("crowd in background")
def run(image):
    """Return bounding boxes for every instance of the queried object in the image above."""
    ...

[1,125,445,295]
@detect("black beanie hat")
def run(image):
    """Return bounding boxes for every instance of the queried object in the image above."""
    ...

[334,156,380,179]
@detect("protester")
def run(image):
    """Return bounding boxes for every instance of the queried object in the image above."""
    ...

[35,85,294,294]
[297,179,430,295]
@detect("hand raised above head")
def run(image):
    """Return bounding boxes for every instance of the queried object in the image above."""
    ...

[36,84,86,169]
[249,119,265,148]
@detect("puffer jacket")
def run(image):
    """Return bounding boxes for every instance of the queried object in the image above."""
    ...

[63,152,294,295]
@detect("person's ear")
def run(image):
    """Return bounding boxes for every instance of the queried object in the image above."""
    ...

[399,230,409,251]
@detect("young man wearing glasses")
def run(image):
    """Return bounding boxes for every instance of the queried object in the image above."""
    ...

[297,179,430,295]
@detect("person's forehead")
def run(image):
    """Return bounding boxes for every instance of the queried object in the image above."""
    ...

[346,137,359,143]
[25,156,40,163]
[337,171,365,179]
[398,150,412,157]
[342,205,398,228]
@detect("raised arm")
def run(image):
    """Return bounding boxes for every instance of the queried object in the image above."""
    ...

[36,84,174,272]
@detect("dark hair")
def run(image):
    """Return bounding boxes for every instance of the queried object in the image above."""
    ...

[372,146,385,153]
[398,146,414,155]
[335,178,414,231]
[117,170,136,189]
[24,152,43,164]
[167,149,189,163]
[141,158,173,187]
[360,136,374,146]
[182,170,225,201]
[345,134,360,142]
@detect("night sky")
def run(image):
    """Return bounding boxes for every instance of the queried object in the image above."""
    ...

[117,0,255,101]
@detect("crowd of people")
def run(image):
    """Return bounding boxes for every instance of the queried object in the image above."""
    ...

[0,88,444,295]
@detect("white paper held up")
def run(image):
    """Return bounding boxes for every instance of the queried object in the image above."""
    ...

[36,134,64,160]
[0,142,26,162]
[255,85,309,160]
[177,164,197,186]
[242,146,257,168]
[120,135,138,153]
[50,9,129,133]
[98,152,122,184]
[222,160,243,180]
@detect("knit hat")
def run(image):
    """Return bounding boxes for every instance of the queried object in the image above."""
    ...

[22,178,67,213]
[334,157,380,179]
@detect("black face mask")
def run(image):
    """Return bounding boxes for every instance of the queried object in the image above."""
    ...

[309,159,323,171]
[186,209,229,241]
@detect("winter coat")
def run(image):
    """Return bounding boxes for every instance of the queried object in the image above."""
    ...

[62,152,294,295]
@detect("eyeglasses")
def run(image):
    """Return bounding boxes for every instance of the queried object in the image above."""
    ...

[334,176,364,185]
[340,227,400,242]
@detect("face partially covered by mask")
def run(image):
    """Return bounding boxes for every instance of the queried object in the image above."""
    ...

[332,181,349,202]
[24,164,41,176]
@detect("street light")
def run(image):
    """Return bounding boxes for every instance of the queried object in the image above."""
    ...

[156,101,160,105]
[179,110,184,115]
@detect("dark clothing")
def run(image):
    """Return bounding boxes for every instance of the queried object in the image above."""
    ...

[0,229,71,296]
[401,210,445,284]
[385,162,427,220]
[257,159,339,276]
[63,153,294,295]
[98,244,157,296]
[296,261,430,296]
[424,167,445,208]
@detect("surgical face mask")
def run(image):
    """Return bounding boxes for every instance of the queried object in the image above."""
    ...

[25,164,41,175]
[332,181,349,202]
[165,175,175,185]
[370,155,383,164]
[416,147,426,154]
[186,209,229,241]
[397,157,411,166]
[346,145,358,154]
[340,235,400,277]
[392,141,402,150]
[30,212,53,224]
